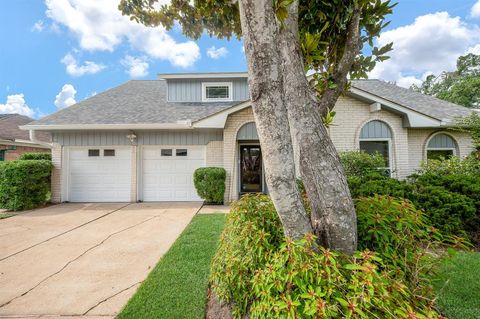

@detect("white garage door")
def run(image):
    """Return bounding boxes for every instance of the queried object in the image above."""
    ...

[68,147,132,202]
[142,146,205,201]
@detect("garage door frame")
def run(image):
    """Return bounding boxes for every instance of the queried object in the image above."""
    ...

[63,146,133,202]
[138,145,206,202]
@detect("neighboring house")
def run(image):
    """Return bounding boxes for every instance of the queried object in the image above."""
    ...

[0,114,51,161]
[21,72,474,204]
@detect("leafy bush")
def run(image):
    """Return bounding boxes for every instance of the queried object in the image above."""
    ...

[410,185,476,239]
[18,152,51,161]
[250,240,439,319]
[355,196,467,296]
[0,160,52,211]
[416,155,480,176]
[193,167,226,204]
[348,172,412,199]
[339,150,387,178]
[210,195,449,318]
[210,195,283,317]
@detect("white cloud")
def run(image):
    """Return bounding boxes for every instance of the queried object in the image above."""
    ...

[54,84,77,109]
[61,53,105,76]
[45,0,200,68]
[207,46,228,59]
[472,0,480,18]
[0,94,35,117]
[121,55,149,78]
[369,12,480,87]
[32,20,45,32]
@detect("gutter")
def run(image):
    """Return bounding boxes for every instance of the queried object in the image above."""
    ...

[19,121,193,131]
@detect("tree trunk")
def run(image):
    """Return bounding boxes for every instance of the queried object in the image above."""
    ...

[237,0,312,240]
[278,2,357,253]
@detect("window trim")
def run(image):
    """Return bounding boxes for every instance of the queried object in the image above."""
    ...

[425,132,458,160]
[201,82,233,102]
[359,137,393,176]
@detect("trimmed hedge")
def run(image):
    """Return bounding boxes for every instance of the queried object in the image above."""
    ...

[0,160,52,211]
[18,152,51,161]
[193,167,226,204]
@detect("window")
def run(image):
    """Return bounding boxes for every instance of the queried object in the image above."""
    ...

[104,149,115,157]
[359,120,392,175]
[161,149,172,156]
[0,150,5,161]
[88,149,100,157]
[202,82,233,102]
[176,149,188,156]
[426,133,457,160]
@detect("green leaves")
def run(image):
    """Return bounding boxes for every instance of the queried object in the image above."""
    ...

[0,160,52,211]
[193,167,226,204]
[274,0,295,25]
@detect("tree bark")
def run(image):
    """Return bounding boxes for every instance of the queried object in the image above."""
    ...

[278,1,358,253]
[237,0,312,240]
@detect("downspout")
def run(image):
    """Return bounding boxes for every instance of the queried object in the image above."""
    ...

[29,129,53,148]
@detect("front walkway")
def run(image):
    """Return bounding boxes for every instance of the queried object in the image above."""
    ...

[0,202,201,318]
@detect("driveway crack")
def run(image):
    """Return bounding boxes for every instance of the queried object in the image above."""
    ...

[0,203,132,262]
[83,281,142,316]
[0,214,158,309]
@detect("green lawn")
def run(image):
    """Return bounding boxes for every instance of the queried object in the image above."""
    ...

[117,213,227,319]
[433,252,480,319]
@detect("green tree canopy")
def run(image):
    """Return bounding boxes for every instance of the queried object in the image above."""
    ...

[411,53,480,108]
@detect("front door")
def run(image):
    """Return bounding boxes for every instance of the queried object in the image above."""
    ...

[240,145,263,193]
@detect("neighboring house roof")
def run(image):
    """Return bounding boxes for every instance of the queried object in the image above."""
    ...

[23,78,474,130]
[0,114,50,142]
[350,80,472,121]
[27,80,241,127]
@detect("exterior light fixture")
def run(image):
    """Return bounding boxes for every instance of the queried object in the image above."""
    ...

[126,132,137,144]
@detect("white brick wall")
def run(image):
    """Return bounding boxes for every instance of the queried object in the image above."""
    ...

[330,96,409,178]
[206,140,224,167]
[408,129,473,173]
[223,107,256,203]
[50,143,62,203]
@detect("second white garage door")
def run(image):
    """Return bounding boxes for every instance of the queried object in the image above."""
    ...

[142,146,205,201]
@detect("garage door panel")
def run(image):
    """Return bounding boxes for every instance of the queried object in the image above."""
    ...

[68,147,131,202]
[142,146,205,202]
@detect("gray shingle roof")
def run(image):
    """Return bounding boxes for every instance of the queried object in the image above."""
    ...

[27,78,474,127]
[351,80,473,121]
[29,80,241,126]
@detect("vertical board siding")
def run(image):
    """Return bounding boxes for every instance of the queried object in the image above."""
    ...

[52,130,223,146]
[237,122,259,140]
[428,133,456,148]
[167,78,249,102]
[360,120,392,139]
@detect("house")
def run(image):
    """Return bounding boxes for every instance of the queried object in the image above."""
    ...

[21,72,474,203]
[0,114,51,161]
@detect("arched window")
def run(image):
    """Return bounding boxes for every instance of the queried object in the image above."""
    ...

[426,133,458,160]
[359,120,393,174]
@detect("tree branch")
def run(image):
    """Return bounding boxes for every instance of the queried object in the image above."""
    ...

[318,7,362,116]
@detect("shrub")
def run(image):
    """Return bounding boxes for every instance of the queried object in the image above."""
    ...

[348,172,413,199]
[193,167,226,204]
[410,185,476,239]
[210,195,451,318]
[210,194,283,317]
[0,160,52,211]
[250,240,440,319]
[339,150,387,178]
[416,156,480,176]
[18,152,51,161]
[355,196,467,296]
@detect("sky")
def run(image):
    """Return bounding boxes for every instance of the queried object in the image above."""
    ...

[1,0,480,119]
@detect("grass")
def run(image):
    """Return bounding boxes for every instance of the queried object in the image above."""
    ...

[433,251,480,319]
[117,213,227,319]
[0,212,14,219]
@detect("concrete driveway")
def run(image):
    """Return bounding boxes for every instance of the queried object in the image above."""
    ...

[0,202,202,318]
